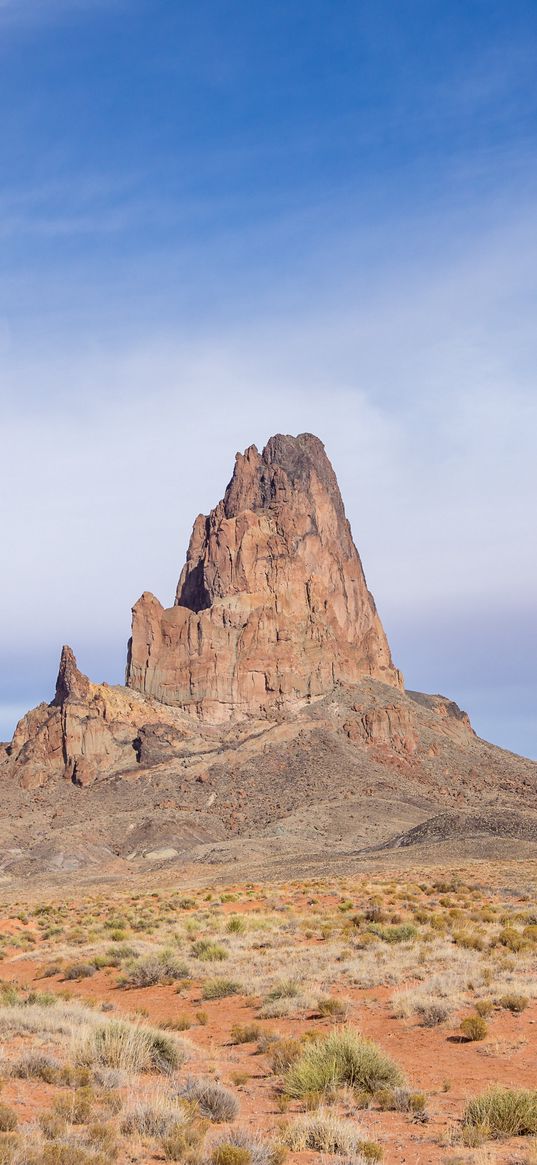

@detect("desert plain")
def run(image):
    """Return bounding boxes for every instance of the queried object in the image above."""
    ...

[0,863,536,1164]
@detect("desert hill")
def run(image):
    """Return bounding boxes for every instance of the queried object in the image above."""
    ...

[1,433,536,883]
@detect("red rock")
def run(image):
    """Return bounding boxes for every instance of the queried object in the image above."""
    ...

[4,646,198,789]
[127,433,402,723]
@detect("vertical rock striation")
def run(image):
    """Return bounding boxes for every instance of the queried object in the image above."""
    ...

[127,433,402,722]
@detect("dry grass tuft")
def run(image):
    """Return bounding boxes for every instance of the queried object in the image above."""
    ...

[463,1086,537,1140]
[74,1018,187,1074]
[178,1077,239,1122]
[284,1026,404,1098]
[281,1108,379,1159]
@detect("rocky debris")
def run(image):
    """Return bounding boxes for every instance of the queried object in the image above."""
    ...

[127,433,402,722]
[407,691,475,736]
[342,691,475,757]
[379,809,537,851]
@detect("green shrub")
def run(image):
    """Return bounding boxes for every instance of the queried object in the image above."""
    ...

[84,1122,118,1156]
[498,928,526,952]
[317,996,348,1018]
[192,940,228,962]
[121,1101,176,1138]
[452,930,485,951]
[460,1015,488,1042]
[498,992,528,1013]
[0,984,21,1006]
[26,991,57,1007]
[106,943,137,962]
[202,978,242,1000]
[360,1142,383,1162]
[210,1130,277,1165]
[226,917,246,934]
[364,902,383,922]
[64,963,96,981]
[40,1113,67,1141]
[162,1015,191,1031]
[266,980,298,1002]
[373,1087,396,1111]
[77,1019,183,1074]
[230,1023,261,1045]
[284,1026,404,1098]
[374,1086,424,1115]
[367,923,417,944]
[463,1086,537,1138]
[212,1148,251,1165]
[119,951,189,988]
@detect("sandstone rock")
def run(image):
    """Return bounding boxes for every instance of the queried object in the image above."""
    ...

[3,646,196,789]
[53,645,90,705]
[344,703,418,754]
[127,433,402,723]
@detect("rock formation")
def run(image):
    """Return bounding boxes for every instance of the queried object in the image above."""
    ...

[126,433,402,722]
[2,431,537,879]
[4,646,204,790]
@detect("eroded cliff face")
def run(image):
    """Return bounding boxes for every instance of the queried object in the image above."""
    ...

[126,433,403,722]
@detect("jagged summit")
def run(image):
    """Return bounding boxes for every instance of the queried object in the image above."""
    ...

[126,433,402,722]
[53,645,90,706]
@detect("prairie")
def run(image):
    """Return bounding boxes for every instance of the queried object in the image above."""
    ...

[0,864,536,1163]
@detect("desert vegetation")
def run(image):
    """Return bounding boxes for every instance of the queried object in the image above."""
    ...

[0,866,535,1162]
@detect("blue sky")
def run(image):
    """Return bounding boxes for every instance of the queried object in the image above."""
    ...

[1,0,536,757]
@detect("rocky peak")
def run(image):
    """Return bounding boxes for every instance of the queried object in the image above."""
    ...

[127,433,402,722]
[221,433,346,523]
[53,646,90,706]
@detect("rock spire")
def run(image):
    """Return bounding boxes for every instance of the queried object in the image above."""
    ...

[126,433,402,722]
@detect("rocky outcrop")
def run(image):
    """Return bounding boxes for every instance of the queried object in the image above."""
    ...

[342,692,474,760]
[127,433,402,722]
[3,647,199,789]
